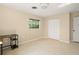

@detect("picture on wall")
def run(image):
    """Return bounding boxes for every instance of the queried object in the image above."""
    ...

[29,18,40,29]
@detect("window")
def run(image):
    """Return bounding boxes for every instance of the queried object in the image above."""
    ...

[29,19,40,29]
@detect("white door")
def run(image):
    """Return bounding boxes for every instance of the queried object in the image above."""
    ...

[73,17,79,42]
[48,19,60,40]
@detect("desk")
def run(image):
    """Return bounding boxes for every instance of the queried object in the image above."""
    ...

[0,34,18,55]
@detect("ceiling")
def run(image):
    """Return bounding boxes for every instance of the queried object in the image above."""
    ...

[1,3,79,17]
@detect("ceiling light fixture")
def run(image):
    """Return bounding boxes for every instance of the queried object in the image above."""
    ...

[58,3,72,7]
[40,3,49,9]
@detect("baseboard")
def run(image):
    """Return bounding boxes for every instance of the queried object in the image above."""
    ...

[44,37,70,43]
[19,37,70,46]
[59,39,70,43]
[19,37,42,45]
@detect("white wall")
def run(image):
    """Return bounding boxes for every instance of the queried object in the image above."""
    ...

[0,5,72,44]
[43,13,70,43]
[0,5,44,45]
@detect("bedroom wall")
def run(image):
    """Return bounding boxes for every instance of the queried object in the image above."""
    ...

[0,5,72,44]
[0,5,44,45]
[43,13,71,43]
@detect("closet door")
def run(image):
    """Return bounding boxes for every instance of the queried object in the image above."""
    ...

[48,19,60,40]
[73,17,79,42]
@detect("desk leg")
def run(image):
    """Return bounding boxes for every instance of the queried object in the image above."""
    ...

[1,44,3,55]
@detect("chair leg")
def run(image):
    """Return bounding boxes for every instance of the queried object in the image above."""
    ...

[1,44,3,55]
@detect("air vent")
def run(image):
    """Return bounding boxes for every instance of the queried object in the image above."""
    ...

[32,6,37,9]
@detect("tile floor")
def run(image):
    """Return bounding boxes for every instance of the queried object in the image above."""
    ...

[3,38,79,55]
